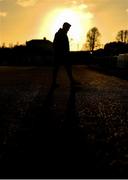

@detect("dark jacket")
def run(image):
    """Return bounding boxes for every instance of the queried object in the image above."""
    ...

[53,28,70,57]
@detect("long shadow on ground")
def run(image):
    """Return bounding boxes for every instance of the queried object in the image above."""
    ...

[0,84,127,178]
[0,85,95,178]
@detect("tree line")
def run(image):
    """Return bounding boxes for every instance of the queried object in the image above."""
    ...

[84,28,128,53]
[0,28,128,66]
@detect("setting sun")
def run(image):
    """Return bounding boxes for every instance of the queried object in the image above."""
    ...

[38,8,93,51]
[0,0,128,47]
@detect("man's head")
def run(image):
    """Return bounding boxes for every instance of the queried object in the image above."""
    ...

[62,22,71,33]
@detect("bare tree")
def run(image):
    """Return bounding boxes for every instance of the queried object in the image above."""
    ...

[86,27,101,53]
[116,30,128,43]
[2,42,6,48]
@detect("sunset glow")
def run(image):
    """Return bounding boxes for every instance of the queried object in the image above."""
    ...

[38,8,93,50]
[0,0,128,50]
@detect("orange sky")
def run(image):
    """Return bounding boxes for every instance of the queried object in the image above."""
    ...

[0,0,128,50]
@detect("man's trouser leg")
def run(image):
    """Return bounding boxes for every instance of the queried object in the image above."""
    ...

[65,64,74,84]
[52,64,60,85]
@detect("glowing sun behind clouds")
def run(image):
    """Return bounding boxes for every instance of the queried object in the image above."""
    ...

[38,6,93,51]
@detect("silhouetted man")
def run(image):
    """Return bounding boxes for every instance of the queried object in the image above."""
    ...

[52,22,78,88]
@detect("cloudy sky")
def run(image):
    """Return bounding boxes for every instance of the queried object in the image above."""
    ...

[0,0,128,50]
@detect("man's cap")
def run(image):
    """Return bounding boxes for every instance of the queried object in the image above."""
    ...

[63,22,71,29]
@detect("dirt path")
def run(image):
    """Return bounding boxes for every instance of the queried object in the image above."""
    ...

[0,65,128,178]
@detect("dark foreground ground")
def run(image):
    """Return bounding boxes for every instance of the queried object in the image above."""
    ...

[0,65,128,178]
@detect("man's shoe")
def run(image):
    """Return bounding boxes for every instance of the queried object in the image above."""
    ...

[71,80,81,86]
[51,82,60,88]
